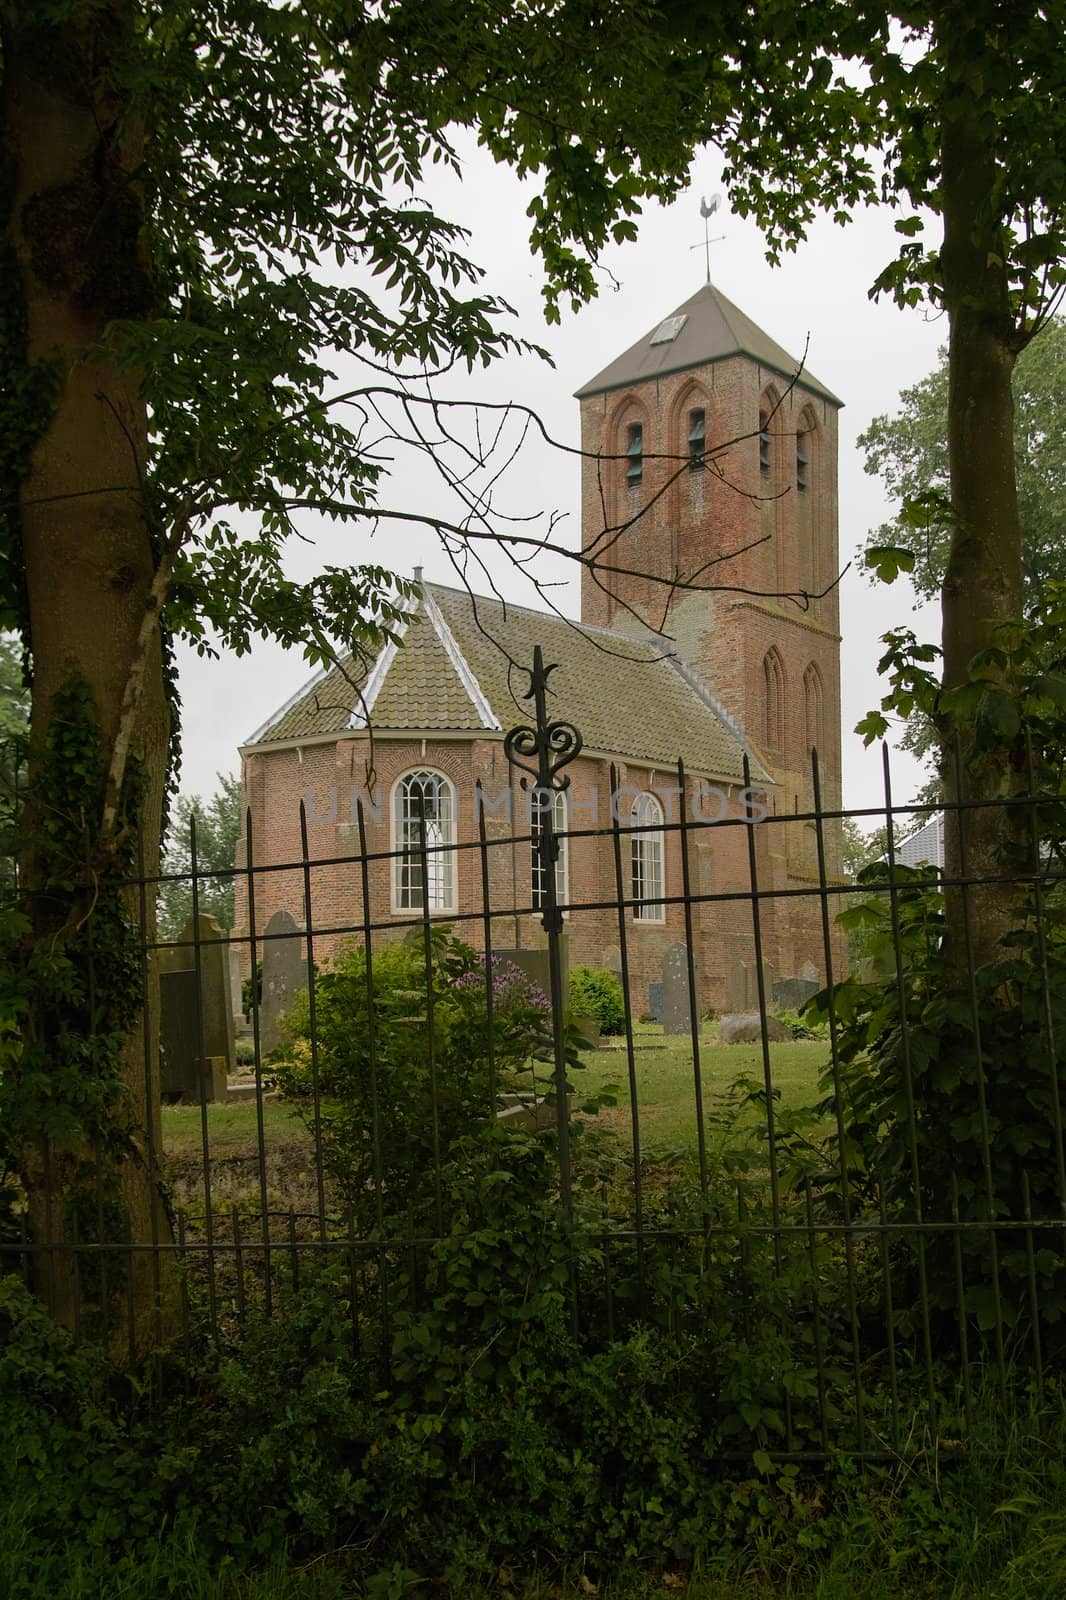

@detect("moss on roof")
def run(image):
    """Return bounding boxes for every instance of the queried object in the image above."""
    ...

[248,582,766,784]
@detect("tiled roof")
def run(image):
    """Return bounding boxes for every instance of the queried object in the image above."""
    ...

[247,582,767,784]
[575,282,842,408]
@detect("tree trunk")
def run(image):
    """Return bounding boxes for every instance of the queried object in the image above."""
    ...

[3,4,173,1353]
[938,44,1025,971]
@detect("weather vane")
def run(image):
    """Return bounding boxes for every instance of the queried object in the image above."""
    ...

[691,194,725,285]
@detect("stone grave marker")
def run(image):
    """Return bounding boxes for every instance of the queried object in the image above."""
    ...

[719,1012,790,1045]
[493,931,569,1013]
[228,943,247,1034]
[260,910,309,1055]
[647,980,663,1023]
[158,913,235,1102]
[798,959,819,983]
[661,943,693,1035]
[772,975,820,1012]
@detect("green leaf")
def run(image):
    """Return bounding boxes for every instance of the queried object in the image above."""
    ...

[863,545,916,584]
[855,710,890,746]
[975,687,1022,742]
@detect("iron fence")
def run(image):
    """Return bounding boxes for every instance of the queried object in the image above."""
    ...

[5,656,1066,1463]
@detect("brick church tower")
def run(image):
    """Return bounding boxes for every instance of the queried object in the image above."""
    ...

[577,280,842,837]
[576,282,844,965]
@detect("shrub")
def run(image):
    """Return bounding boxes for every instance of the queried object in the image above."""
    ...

[775,1006,829,1040]
[813,860,1066,1342]
[273,928,572,1231]
[569,966,625,1035]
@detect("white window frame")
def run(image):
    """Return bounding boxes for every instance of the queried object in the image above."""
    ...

[391,768,457,915]
[631,792,665,923]
[530,788,569,915]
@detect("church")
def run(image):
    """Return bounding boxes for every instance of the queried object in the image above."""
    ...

[236,281,844,1012]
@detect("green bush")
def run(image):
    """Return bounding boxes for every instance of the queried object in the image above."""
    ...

[812,859,1066,1343]
[274,928,574,1231]
[569,965,625,1035]
[774,1006,829,1040]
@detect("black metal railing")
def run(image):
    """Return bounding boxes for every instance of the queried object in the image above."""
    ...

[4,660,1066,1463]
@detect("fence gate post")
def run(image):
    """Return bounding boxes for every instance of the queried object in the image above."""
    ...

[503,647,583,1219]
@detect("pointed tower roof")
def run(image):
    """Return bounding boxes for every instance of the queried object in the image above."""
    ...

[574,281,842,407]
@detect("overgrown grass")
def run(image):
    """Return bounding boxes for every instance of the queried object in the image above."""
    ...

[0,1498,348,1599]
[9,1423,1066,1600]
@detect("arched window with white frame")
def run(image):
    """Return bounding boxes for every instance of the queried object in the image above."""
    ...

[631,792,665,922]
[392,769,456,913]
[530,788,568,913]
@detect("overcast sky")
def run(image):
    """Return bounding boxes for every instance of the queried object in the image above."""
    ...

[175,138,944,824]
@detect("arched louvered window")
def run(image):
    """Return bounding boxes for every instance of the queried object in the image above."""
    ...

[392,769,456,912]
[759,409,772,475]
[688,408,706,472]
[626,422,643,484]
[631,792,665,922]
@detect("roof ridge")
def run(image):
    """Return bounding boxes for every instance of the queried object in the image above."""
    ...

[420,582,501,729]
[347,613,411,729]
[426,579,665,655]
[243,657,338,746]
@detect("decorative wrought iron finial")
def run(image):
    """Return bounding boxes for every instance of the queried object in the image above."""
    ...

[503,645,583,793]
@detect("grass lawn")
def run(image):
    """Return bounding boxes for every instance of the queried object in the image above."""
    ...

[161,1098,309,1159]
[160,1032,828,1169]
[577,1028,828,1151]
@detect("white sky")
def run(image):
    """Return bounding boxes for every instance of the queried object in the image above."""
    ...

[175,140,944,823]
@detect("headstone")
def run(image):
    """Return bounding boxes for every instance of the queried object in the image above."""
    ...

[158,913,236,1102]
[772,976,819,1012]
[647,981,663,1023]
[494,933,569,1013]
[726,960,750,1015]
[719,1011,791,1045]
[228,943,246,1033]
[602,944,622,976]
[798,959,819,983]
[260,910,309,1055]
[661,943,693,1036]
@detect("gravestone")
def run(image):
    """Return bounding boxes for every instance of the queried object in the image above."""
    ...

[602,944,622,977]
[798,959,819,983]
[260,910,309,1055]
[661,943,693,1036]
[647,981,663,1023]
[158,913,235,1102]
[719,1011,791,1045]
[772,975,819,1012]
[228,944,246,1033]
[494,932,569,1014]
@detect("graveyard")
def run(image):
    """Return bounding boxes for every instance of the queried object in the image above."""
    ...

[160,1026,826,1164]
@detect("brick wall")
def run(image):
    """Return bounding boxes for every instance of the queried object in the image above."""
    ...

[234,733,842,1019]
[578,349,845,983]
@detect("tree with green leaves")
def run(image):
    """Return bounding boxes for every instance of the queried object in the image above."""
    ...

[859,318,1066,781]
[676,0,1066,964]
[861,319,1066,614]
[5,0,1066,1343]
[156,774,241,941]
[0,0,742,1342]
